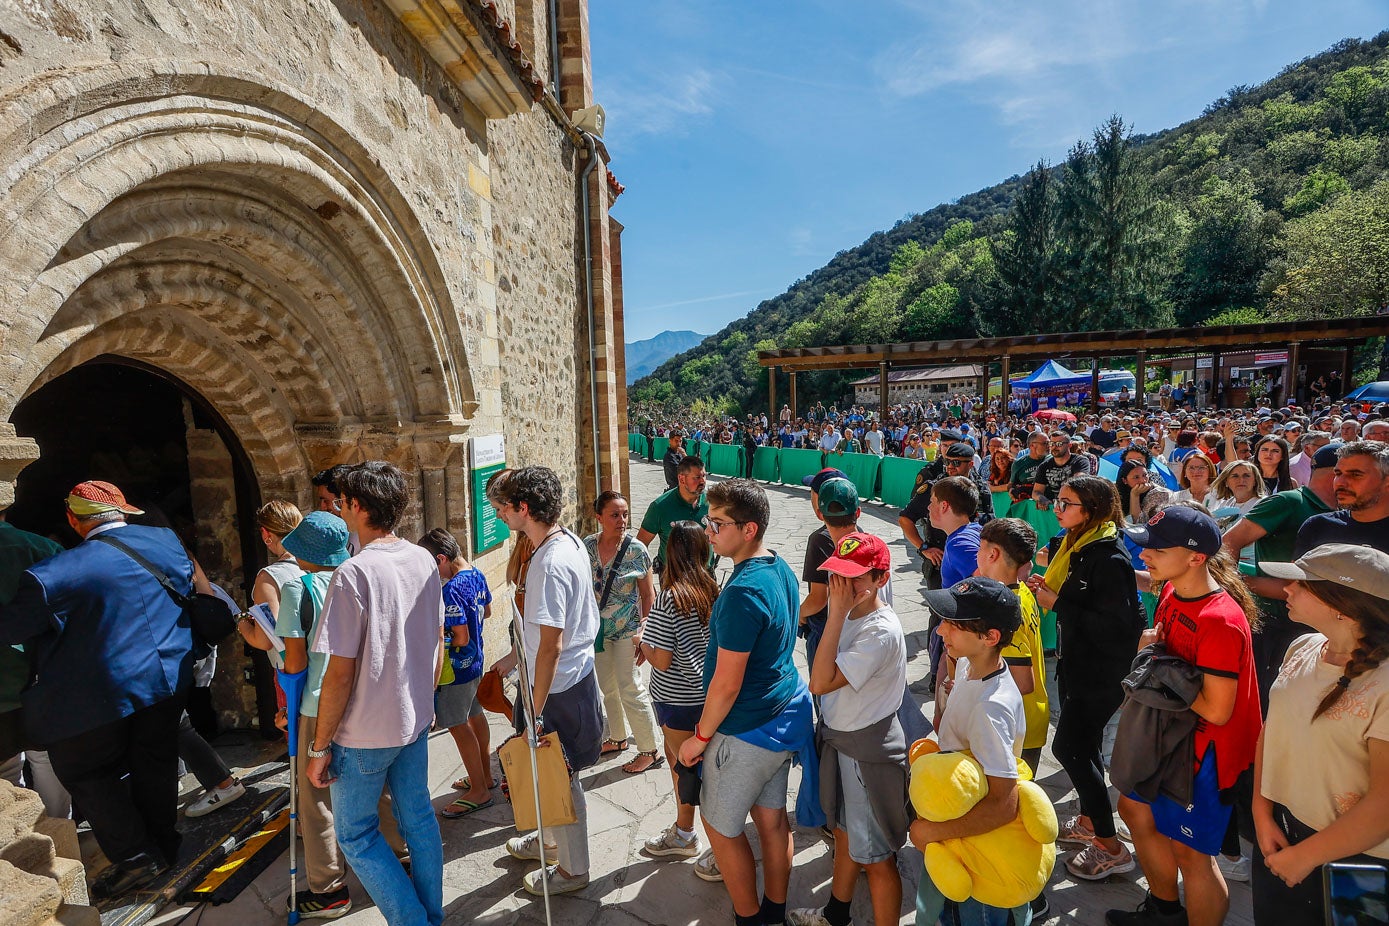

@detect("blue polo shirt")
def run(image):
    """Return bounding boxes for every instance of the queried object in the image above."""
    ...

[704,554,800,735]
[940,523,982,588]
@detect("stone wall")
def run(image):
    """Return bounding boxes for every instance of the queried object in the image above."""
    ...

[0,781,95,926]
[0,0,627,722]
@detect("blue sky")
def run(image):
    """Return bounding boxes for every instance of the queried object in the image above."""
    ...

[590,1,1387,343]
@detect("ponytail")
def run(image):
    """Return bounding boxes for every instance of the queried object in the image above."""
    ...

[1206,548,1260,632]
[1304,581,1389,720]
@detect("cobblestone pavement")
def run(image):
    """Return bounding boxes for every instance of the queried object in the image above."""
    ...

[152,456,1252,925]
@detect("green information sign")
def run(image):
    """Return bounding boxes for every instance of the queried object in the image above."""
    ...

[470,435,509,555]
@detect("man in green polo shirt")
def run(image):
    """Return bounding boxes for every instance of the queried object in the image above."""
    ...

[0,511,66,803]
[637,455,708,571]
[1220,442,1339,705]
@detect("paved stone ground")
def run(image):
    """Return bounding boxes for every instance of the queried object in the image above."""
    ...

[148,456,1253,925]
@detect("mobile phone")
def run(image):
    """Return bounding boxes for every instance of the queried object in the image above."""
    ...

[1324,861,1388,926]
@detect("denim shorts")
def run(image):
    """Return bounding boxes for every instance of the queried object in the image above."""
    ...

[699,732,792,839]
[653,701,703,732]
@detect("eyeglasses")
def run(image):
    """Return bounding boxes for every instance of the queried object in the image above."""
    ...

[702,516,746,535]
[1054,499,1078,513]
[331,497,343,513]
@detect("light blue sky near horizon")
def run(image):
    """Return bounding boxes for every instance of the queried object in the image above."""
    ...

[591,1,1387,345]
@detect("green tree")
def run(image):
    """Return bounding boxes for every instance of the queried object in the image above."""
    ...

[1172,173,1280,325]
[900,282,959,340]
[1054,116,1178,330]
[1283,168,1351,216]
[990,161,1058,335]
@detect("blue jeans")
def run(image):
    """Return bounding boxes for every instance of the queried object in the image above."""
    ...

[915,865,1032,926]
[329,732,442,926]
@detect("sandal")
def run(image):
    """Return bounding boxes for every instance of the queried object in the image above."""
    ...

[452,777,496,791]
[440,796,494,819]
[622,750,665,774]
[599,738,629,756]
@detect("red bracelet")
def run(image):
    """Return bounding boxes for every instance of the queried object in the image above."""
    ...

[694,724,711,743]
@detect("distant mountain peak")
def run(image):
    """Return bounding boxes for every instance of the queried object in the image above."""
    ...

[624,329,708,384]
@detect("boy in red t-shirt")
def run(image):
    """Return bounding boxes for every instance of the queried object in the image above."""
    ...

[1111,505,1263,926]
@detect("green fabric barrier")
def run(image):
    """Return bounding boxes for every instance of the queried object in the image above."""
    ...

[1013,498,1063,651]
[991,490,1013,521]
[706,443,744,477]
[652,437,670,459]
[829,452,881,501]
[878,456,925,508]
[691,440,708,462]
[628,433,637,452]
[752,446,780,482]
[779,448,826,487]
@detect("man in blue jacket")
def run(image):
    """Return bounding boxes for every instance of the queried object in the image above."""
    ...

[0,481,195,899]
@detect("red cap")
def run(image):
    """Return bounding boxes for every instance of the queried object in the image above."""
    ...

[819,531,891,577]
[66,480,144,515]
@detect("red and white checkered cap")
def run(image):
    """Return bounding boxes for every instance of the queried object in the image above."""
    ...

[66,481,145,515]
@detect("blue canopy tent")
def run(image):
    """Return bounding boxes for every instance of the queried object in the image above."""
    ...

[1011,360,1092,412]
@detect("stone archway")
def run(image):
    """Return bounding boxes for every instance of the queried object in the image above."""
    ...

[0,63,483,528]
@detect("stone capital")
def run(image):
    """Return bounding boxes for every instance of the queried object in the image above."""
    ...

[0,424,40,509]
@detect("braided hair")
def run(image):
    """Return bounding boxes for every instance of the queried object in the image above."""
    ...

[1305,581,1389,720]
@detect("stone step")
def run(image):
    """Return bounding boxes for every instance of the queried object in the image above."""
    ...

[0,858,62,926]
[33,817,79,862]
[32,854,89,906]
[40,903,102,926]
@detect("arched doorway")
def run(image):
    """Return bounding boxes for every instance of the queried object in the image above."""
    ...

[10,359,276,734]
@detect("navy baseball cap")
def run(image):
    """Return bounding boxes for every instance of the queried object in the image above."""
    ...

[1123,505,1221,556]
[803,467,849,491]
[1311,442,1344,471]
[922,577,1021,636]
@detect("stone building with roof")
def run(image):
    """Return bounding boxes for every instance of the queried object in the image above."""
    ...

[0,0,630,727]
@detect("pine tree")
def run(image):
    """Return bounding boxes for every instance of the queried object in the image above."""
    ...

[990,162,1058,335]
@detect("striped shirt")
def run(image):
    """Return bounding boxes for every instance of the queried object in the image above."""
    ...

[643,589,711,705]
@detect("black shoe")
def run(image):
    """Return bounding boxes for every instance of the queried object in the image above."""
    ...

[90,853,169,900]
[287,886,352,920]
[1105,893,1188,926]
[1031,891,1051,922]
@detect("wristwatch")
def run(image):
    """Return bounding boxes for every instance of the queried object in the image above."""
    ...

[307,743,332,759]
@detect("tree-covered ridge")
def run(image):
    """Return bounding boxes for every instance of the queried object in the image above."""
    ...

[631,31,1389,412]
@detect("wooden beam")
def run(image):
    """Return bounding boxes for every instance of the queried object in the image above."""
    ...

[789,370,798,420]
[1090,362,1101,413]
[768,366,776,426]
[878,361,889,421]
[1135,350,1147,410]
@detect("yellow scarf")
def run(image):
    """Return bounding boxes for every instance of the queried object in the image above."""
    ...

[1042,521,1118,592]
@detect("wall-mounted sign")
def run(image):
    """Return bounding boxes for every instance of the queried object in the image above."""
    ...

[470,434,509,555]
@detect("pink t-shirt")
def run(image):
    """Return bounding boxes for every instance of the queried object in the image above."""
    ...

[312,538,443,748]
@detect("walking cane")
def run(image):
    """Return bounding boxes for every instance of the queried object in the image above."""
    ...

[511,620,554,926]
[277,667,308,925]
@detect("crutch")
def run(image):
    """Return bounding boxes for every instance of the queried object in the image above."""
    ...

[511,620,554,926]
[277,667,308,925]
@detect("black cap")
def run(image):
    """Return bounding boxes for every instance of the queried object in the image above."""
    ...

[922,577,1021,636]
[1311,442,1344,471]
[803,467,849,492]
[937,429,964,443]
[1123,505,1221,555]
[944,442,976,460]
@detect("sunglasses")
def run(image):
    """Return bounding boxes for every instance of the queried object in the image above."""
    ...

[702,516,746,535]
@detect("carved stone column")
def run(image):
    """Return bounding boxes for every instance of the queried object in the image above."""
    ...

[0,423,40,508]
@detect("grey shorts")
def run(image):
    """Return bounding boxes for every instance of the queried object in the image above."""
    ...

[435,677,483,729]
[834,752,896,864]
[699,732,793,839]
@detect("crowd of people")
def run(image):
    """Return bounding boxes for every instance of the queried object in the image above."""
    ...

[0,382,1386,926]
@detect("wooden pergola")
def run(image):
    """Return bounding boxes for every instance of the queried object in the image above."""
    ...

[758,314,1389,420]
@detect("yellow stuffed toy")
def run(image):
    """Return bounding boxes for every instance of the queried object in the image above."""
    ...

[908,739,1058,909]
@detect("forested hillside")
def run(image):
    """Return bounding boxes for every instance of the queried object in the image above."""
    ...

[631,32,1389,414]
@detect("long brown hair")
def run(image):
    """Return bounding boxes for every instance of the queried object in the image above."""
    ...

[1058,475,1122,554]
[1305,581,1389,720]
[1206,547,1260,632]
[659,521,718,624]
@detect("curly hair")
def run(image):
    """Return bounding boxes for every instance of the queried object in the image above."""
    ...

[1305,581,1389,720]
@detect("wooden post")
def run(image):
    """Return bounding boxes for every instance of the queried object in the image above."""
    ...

[878,361,889,421]
[1135,350,1147,410]
[1211,349,1223,408]
[977,363,989,416]
[1341,347,1353,398]
[1001,355,1011,414]
[789,370,798,420]
[1287,341,1302,407]
[768,366,777,425]
[1090,361,1101,412]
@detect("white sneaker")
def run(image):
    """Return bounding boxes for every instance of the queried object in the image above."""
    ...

[186,779,246,818]
[506,832,558,864]
[523,864,588,895]
[644,824,700,858]
[787,908,835,926]
[693,847,722,882]
[1217,854,1251,883]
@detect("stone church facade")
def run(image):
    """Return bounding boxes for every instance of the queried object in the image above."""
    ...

[0,0,630,726]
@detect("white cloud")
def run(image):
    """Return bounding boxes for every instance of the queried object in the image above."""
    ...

[602,67,724,140]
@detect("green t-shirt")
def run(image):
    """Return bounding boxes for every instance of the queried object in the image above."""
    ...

[703,555,800,735]
[639,487,708,567]
[275,570,335,717]
[0,522,65,713]
[1245,486,1332,618]
[1010,455,1044,492]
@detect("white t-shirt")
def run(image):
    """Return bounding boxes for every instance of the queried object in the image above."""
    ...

[523,529,598,694]
[864,429,885,455]
[312,538,443,749]
[936,658,1025,779]
[821,605,906,732]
